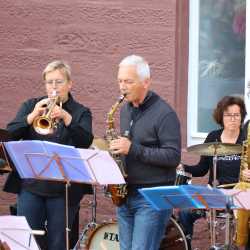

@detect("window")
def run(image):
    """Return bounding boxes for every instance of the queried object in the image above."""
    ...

[188,0,246,145]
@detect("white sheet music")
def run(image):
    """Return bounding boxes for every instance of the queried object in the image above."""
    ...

[78,148,126,185]
[0,216,39,250]
[221,188,250,210]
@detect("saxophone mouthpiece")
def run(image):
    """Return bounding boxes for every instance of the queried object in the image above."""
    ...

[118,93,127,103]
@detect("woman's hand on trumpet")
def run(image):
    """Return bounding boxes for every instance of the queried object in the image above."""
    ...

[50,105,72,126]
[27,98,50,125]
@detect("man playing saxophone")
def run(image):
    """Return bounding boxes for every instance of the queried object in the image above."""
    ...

[110,55,181,250]
[3,60,93,250]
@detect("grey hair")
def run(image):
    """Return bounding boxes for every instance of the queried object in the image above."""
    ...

[42,60,71,81]
[119,55,150,81]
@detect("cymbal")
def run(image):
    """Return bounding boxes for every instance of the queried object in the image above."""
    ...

[187,142,242,156]
[91,137,109,151]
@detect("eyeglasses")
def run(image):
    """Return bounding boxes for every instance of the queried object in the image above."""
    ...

[223,113,241,119]
[45,79,66,85]
[118,79,135,85]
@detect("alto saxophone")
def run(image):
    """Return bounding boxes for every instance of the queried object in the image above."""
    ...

[234,122,250,247]
[105,94,128,206]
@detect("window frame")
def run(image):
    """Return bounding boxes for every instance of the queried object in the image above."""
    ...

[187,0,248,146]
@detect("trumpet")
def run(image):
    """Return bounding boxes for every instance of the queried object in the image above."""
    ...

[33,91,62,135]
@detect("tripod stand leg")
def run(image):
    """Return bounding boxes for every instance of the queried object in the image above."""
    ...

[65,182,70,250]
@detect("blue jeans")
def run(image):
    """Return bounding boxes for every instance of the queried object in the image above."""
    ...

[17,190,79,250]
[117,190,172,250]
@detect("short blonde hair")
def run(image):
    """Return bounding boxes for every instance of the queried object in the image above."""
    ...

[42,60,71,81]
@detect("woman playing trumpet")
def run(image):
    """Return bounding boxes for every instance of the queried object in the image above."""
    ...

[3,60,93,250]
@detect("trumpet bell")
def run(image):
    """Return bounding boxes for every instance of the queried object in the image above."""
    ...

[33,116,54,135]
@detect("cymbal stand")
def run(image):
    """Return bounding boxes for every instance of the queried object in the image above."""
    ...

[209,152,234,250]
[223,195,236,250]
[73,185,98,250]
[209,152,220,250]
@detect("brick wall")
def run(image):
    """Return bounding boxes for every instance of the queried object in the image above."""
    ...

[0,0,193,236]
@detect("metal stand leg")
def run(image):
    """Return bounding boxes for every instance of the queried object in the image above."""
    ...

[209,154,219,250]
[73,185,98,250]
[65,181,70,250]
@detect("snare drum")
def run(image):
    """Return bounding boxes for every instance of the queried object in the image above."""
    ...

[79,217,188,250]
[175,170,192,185]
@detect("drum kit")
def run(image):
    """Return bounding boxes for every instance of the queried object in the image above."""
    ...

[185,141,242,250]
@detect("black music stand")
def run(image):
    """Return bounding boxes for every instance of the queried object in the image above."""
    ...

[4,140,125,250]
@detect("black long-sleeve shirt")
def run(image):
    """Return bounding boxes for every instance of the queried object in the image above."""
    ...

[120,91,181,186]
[184,129,244,185]
[4,93,93,205]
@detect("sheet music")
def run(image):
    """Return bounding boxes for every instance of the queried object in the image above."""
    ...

[221,188,250,210]
[4,140,125,185]
[79,149,126,185]
[0,216,39,250]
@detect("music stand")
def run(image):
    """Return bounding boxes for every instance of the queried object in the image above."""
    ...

[139,185,234,211]
[0,215,41,250]
[0,129,13,173]
[139,185,237,250]
[4,140,125,250]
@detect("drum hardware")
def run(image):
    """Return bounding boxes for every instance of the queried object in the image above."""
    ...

[175,169,192,185]
[73,185,98,250]
[159,216,189,250]
[187,142,240,250]
[217,183,236,189]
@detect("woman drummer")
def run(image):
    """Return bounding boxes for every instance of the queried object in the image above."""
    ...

[178,95,246,249]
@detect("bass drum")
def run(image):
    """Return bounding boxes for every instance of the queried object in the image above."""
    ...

[80,217,188,250]
[81,222,119,250]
